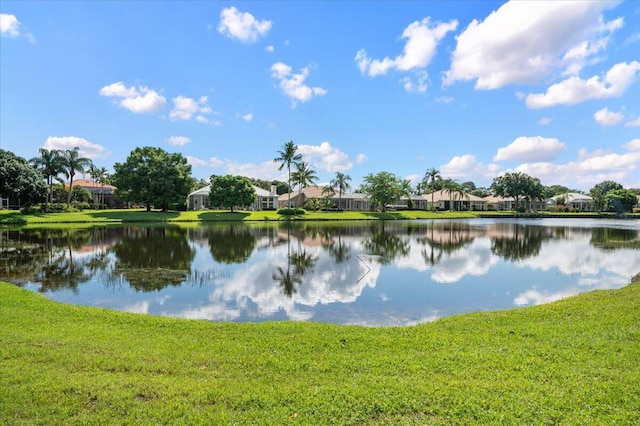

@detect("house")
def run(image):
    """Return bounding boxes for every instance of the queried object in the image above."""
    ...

[483,195,514,211]
[548,192,595,211]
[422,190,487,211]
[188,184,279,211]
[65,179,122,208]
[278,186,372,211]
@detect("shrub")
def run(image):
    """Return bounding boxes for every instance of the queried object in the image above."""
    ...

[20,205,41,214]
[516,206,526,213]
[71,201,91,211]
[277,207,306,216]
[0,216,27,226]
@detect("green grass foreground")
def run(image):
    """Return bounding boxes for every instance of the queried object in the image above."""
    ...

[1,282,639,424]
[2,208,636,225]
[0,208,478,225]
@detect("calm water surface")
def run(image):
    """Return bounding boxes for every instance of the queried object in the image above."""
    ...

[2,218,639,326]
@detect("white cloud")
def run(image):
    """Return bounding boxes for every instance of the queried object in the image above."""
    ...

[435,96,455,104]
[538,117,552,125]
[440,154,493,181]
[593,107,624,126]
[100,81,166,113]
[444,1,620,89]
[494,136,566,162]
[355,18,457,79]
[170,95,213,123]
[625,117,640,127]
[624,139,640,151]
[218,7,271,43]
[297,141,353,172]
[401,71,429,93]
[0,13,35,42]
[510,147,640,189]
[167,136,191,146]
[185,156,209,167]
[525,61,640,108]
[355,153,368,164]
[242,113,253,122]
[265,45,274,53]
[43,136,107,159]
[270,62,327,106]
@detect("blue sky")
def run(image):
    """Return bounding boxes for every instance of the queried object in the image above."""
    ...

[1,1,639,191]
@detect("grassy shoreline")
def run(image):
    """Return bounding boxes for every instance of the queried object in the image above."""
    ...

[1,281,639,424]
[1,208,637,225]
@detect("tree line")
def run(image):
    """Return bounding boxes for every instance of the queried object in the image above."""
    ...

[2,143,638,213]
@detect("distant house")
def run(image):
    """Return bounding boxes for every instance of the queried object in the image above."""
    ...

[548,192,595,211]
[65,179,122,208]
[422,190,487,211]
[278,186,371,211]
[188,184,278,211]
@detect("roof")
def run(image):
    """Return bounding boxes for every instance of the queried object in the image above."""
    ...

[189,185,275,198]
[483,195,514,203]
[277,186,327,201]
[422,190,486,203]
[66,179,116,193]
[552,192,593,202]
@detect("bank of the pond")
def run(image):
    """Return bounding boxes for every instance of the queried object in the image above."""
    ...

[1,281,638,425]
[1,208,637,225]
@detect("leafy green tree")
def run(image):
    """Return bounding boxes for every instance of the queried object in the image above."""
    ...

[291,161,318,207]
[490,172,541,211]
[112,146,193,212]
[209,175,257,212]
[0,149,47,207]
[605,189,637,214]
[326,172,352,211]
[60,147,92,205]
[273,141,302,208]
[250,178,290,194]
[71,186,92,203]
[30,148,64,203]
[590,181,624,212]
[546,184,573,196]
[303,197,321,212]
[360,171,403,211]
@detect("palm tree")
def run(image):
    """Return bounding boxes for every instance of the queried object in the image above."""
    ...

[423,168,441,211]
[327,172,352,211]
[30,148,64,203]
[443,180,460,211]
[88,164,109,208]
[61,147,92,205]
[273,141,303,208]
[291,161,318,207]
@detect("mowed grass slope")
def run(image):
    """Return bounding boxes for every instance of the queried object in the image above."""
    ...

[1,282,639,425]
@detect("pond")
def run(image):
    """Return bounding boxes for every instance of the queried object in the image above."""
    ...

[1,218,639,326]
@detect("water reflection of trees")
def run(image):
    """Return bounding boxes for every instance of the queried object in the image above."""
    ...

[208,224,257,263]
[490,224,552,261]
[110,226,195,292]
[414,222,476,268]
[272,224,318,297]
[591,227,640,250]
[1,227,111,292]
[362,223,410,264]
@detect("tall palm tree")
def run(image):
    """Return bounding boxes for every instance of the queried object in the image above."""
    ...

[88,164,109,208]
[273,141,302,208]
[61,147,92,205]
[291,161,318,207]
[30,148,64,203]
[327,172,352,211]
[423,168,441,211]
[443,180,467,211]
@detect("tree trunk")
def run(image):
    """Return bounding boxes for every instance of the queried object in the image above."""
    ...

[146,204,151,212]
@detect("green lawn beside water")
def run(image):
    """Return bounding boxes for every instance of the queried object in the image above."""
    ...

[1,280,639,425]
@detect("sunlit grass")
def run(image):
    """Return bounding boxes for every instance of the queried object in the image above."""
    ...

[1,208,637,226]
[1,280,639,424]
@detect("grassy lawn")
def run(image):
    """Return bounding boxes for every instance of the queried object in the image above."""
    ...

[1,281,638,424]
[3,208,636,225]
[0,208,478,225]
